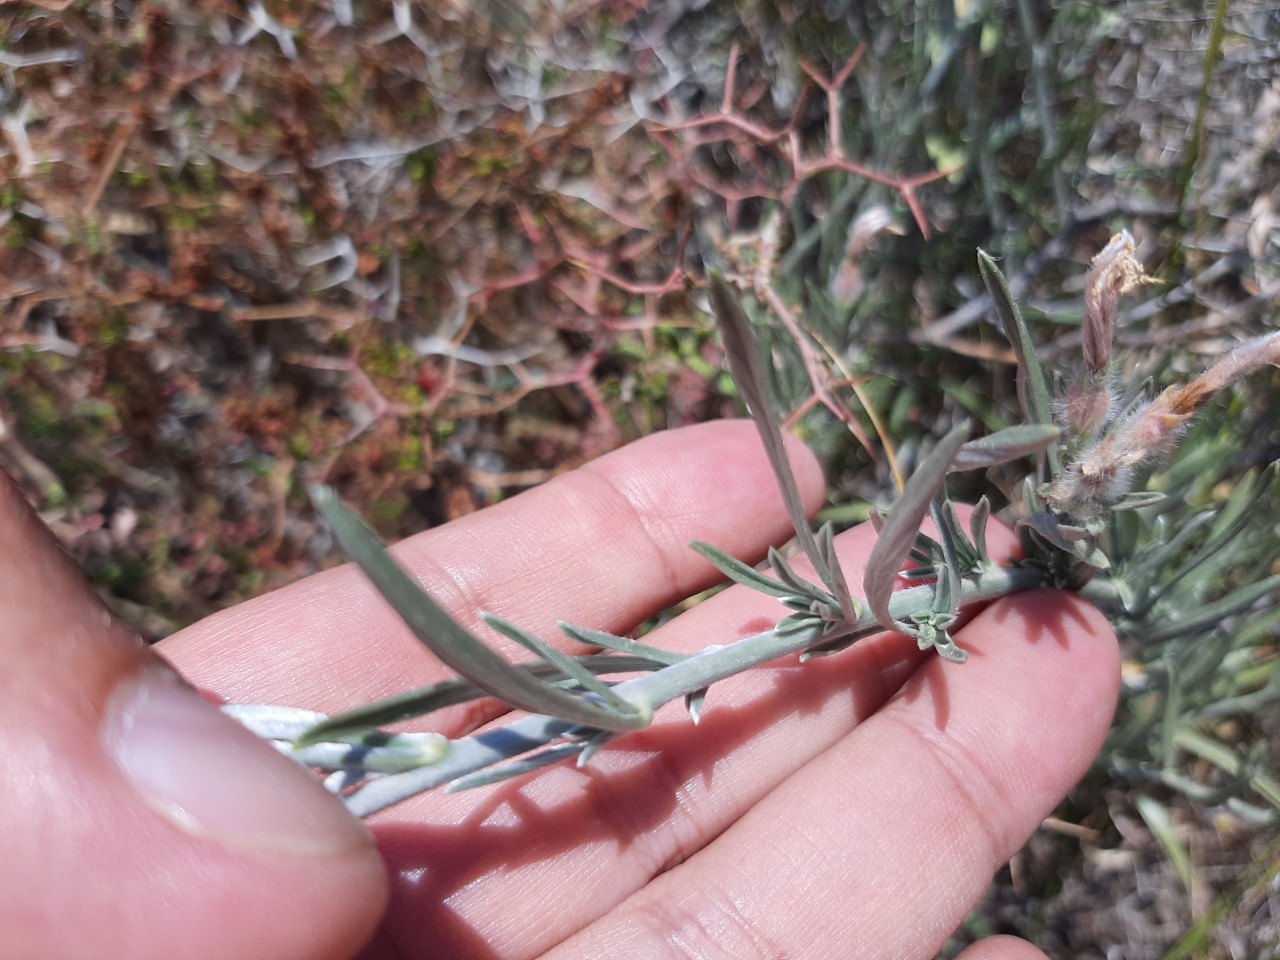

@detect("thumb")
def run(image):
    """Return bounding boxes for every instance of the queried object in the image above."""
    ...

[0,475,386,960]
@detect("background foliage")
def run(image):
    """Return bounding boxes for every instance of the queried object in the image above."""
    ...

[2,0,1277,956]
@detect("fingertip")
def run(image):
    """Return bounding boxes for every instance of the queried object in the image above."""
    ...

[956,934,1050,960]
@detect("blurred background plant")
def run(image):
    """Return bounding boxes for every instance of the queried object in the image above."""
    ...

[1,0,1277,956]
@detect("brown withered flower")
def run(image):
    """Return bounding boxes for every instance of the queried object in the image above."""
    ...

[1081,230,1157,375]
[1049,329,1280,519]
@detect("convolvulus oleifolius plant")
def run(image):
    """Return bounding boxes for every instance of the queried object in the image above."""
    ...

[227,234,1280,822]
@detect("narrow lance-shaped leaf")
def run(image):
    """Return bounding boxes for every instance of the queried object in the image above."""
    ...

[1109,491,1167,511]
[767,546,838,609]
[1135,795,1196,898]
[939,498,981,572]
[708,273,850,613]
[691,541,814,602]
[311,486,651,732]
[948,424,1060,473]
[1146,573,1280,643]
[969,496,991,563]
[296,654,668,747]
[557,623,687,666]
[816,522,860,622]
[929,500,964,613]
[863,423,969,631]
[976,251,1061,475]
[1020,513,1111,571]
[446,743,586,793]
[1143,466,1275,607]
[480,613,633,713]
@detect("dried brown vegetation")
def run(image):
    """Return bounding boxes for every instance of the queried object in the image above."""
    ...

[2,0,1278,956]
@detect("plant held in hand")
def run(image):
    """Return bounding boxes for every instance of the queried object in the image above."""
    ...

[228,235,1280,823]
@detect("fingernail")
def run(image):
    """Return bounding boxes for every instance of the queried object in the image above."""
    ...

[104,668,374,855]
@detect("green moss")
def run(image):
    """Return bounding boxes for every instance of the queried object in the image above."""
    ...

[361,337,417,378]
[168,208,200,232]
[372,492,408,527]
[15,389,64,440]
[287,432,314,459]
[407,147,438,183]
[395,433,424,472]
[96,311,129,347]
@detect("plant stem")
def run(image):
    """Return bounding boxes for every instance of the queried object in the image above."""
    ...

[337,562,1047,816]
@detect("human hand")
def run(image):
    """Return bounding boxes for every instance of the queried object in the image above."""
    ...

[3,420,1118,959]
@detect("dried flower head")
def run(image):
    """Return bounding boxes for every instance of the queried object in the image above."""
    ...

[1049,329,1280,518]
[1056,370,1116,441]
[1082,231,1157,374]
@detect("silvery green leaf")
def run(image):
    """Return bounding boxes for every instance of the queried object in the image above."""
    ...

[969,496,992,563]
[1021,513,1111,569]
[930,504,962,615]
[1110,490,1168,511]
[312,486,650,732]
[815,521,859,621]
[1072,538,1111,570]
[446,742,586,792]
[557,623,686,666]
[774,611,828,639]
[976,251,1060,474]
[691,541,808,601]
[864,423,969,631]
[948,424,1060,473]
[481,613,631,712]
[767,546,839,609]
[293,732,450,774]
[1147,573,1280,643]
[909,612,966,663]
[1135,795,1195,897]
[938,498,980,574]
[907,529,944,572]
[931,563,955,616]
[295,653,668,747]
[1021,513,1087,549]
[708,272,825,574]
[778,595,825,614]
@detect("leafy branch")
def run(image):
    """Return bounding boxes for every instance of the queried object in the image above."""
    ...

[228,238,1280,827]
